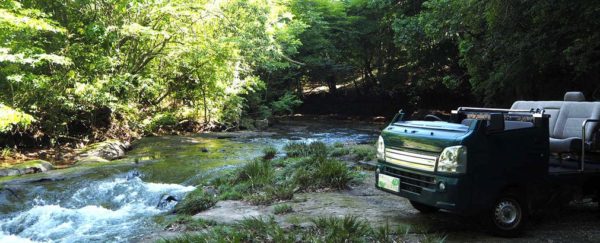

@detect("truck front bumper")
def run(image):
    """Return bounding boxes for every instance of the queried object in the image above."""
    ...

[376,162,473,214]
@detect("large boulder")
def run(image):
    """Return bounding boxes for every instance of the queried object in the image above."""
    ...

[0,160,53,177]
[76,140,130,164]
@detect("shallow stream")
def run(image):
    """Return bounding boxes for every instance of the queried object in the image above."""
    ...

[0,121,378,242]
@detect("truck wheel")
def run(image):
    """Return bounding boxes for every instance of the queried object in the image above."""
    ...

[410,200,439,214]
[487,193,527,237]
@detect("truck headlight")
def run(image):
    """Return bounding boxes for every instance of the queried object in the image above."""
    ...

[437,145,467,173]
[376,136,385,160]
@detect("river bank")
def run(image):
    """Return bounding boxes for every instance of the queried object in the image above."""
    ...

[0,115,385,177]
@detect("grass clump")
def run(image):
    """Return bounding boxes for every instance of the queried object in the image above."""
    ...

[290,156,354,191]
[283,141,327,158]
[173,189,217,215]
[351,145,376,161]
[273,204,293,215]
[159,216,444,243]
[310,216,372,242]
[262,146,277,160]
[330,146,350,157]
[235,158,274,189]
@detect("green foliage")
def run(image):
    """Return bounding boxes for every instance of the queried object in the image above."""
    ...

[1,147,12,158]
[0,104,34,133]
[273,204,293,215]
[0,0,305,143]
[270,92,303,115]
[145,113,178,133]
[174,189,217,215]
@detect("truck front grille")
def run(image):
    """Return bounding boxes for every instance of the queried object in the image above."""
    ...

[383,166,436,194]
[384,148,438,172]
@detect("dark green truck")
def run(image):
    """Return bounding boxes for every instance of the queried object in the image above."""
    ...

[375,92,600,236]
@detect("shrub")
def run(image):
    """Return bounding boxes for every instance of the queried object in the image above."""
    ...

[262,146,277,160]
[0,104,35,133]
[174,189,217,215]
[273,204,293,215]
[145,112,179,132]
[270,92,302,115]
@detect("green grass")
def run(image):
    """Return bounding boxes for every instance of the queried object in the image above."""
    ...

[174,141,359,214]
[262,146,277,160]
[273,204,293,214]
[158,216,445,243]
[283,141,327,158]
[330,146,350,157]
[173,189,217,215]
[350,145,376,161]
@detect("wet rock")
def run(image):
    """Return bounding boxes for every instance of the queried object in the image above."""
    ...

[126,170,142,180]
[157,194,178,209]
[76,140,131,164]
[0,160,54,177]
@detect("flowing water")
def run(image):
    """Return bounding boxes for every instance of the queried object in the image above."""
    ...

[0,121,379,242]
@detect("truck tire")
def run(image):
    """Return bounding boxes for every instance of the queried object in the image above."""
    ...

[486,193,527,237]
[410,200,439,214]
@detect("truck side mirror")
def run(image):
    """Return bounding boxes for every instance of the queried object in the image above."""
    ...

[487,113,505,134]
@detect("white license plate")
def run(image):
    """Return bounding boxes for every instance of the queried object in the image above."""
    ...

[378,174,400,192]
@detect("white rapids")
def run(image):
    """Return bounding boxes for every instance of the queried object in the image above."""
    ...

[0,176,195,242]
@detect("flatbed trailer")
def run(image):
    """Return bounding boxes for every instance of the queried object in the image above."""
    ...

[375,92,600,237]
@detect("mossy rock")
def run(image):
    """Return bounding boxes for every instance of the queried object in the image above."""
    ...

[0,160,53,177]
[76,140,130,164]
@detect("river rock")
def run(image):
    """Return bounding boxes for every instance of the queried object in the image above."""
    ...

[76,140,130,164]
[157,194,178,209]
[126,170,142,180]
[0,160,54,177]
